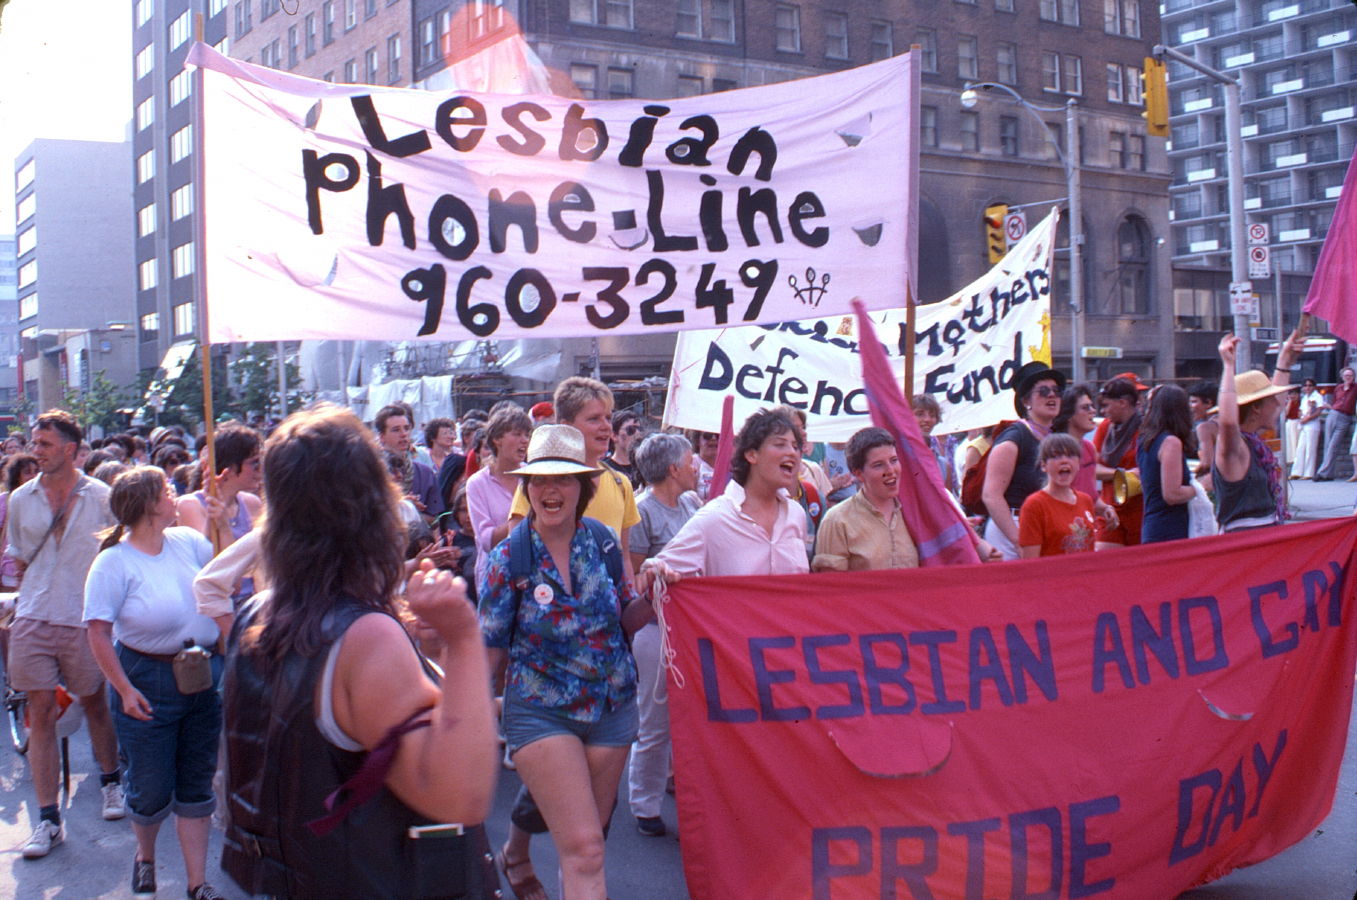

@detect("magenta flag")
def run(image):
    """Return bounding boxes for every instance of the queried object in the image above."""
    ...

[852,299,980,566]
[1303,149,1357,341]
[705,394,736,503]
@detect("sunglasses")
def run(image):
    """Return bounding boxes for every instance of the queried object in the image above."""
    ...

[1031,385,1061,398]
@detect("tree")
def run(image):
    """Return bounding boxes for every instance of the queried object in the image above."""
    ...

[230,342,305,419]
[142,348,230,429]
[61,371,131,435]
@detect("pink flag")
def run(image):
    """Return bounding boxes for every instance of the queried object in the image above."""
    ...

[852,300,980,566]
[1303,148,1357,341]
[705,394,736,503]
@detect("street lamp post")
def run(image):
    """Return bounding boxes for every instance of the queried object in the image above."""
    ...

[962,82,1085,383]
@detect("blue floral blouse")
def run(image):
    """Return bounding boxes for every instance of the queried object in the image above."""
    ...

[480,523,638,722]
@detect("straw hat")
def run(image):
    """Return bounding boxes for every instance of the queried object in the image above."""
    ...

[1232,370,1299,408]
[509,424,603,477]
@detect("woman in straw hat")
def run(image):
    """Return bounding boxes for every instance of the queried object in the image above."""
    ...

[479,424,648,900]
[1214,331,1304,532]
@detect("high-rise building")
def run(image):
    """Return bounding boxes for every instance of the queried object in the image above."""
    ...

[1164,0,1355,377]
[176,1,1174,384]
[13,139,139,415]
[130,0,229,377]
[0,236,18,425]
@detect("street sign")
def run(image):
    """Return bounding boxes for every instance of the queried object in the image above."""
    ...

[1249,245,1271,278]
[1081,346,1123,359]
[1247,222,1269,245]
[1229,280,1253,315]
[1004,210,1027,248]
[1252,327,1278,341]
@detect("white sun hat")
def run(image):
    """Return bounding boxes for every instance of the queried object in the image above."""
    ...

[509,424,604,477]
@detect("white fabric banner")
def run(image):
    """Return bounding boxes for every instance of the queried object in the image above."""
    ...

[188,44,916,343]
[663,211,1058,441]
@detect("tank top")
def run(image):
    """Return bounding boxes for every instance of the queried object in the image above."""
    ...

[1137,432,1190,543]
[193,490,254,598]
[1212,444,1278,532]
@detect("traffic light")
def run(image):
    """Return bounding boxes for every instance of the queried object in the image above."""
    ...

[1141,57,1169,137]
[984,204,1008,264]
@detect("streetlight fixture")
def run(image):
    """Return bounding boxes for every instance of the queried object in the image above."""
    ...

[961,82,1085,383]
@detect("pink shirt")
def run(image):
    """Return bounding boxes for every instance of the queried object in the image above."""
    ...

[465,467,516,585]
[1075,438,1098,499]
[656,480,809,578]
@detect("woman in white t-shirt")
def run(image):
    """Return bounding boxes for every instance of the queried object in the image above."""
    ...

[84,466,224,900]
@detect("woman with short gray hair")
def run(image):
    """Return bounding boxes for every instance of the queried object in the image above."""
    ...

[624,432,700,839]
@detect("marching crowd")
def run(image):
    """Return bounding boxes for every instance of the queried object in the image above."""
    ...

[0,323,1315,899]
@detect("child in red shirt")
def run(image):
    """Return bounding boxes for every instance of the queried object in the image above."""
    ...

[1019,434,1118,557]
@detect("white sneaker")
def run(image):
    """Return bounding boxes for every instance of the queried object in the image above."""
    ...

[22,820,63,859]
[101,782,127,820]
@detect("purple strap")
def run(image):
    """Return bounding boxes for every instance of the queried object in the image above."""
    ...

[305,706,437,837]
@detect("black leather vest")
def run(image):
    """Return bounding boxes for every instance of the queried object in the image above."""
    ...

[220,596,499,899]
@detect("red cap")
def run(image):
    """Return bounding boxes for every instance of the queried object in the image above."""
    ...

[530,401,554,418]
[1112,372,1150,390]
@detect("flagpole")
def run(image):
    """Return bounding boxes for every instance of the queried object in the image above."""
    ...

[192,15,223,552]
[903,45,922,402]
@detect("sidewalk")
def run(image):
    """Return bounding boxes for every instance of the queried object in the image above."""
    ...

[1288,477,1357,522]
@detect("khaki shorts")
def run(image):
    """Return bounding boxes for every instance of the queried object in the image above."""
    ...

[7,618,105,697]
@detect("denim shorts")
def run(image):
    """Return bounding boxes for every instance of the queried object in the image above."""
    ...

[111,644,223,826]
[503,693,638,755]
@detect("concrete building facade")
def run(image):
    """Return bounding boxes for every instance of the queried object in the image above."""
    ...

[1164,0,1356,378]
[13,139,139,416]
[0,236,19,425]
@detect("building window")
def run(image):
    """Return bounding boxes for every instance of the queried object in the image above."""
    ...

[960,111,979,151]
[288,26,299,68]
[138,203,157,237]
[19,294,38,320]
[436,9,452,56]
[136,0,154,28]
[996,42,1017,84]
[139,258,158,291]
[235,0,252,37]
[140,312,160,340]
[470,0,506,37]
[323,71,335,82]
[365,0,377,18]
[607,67,634,98]
[921,106,938,147]
[136,44,155,79]
[136,97,154,131]
[995,0,1014,11]
[171,184,193,220]
[1104,0,1140,37]
[999,116,1019,156]
[344,0,357,30]
[1043,52,1081,95]
[305,13,317,56]
[17,226,36,256]
[1114,217,1150,314]
[418,16,436,65]
[916,29,937,73]
[387,34,401,83]
[210,0,227,14]
[261,0,278,19]
[1062,56,1083,95]
[16,193,35,223]
[344,58,358,83]
[570,0,633,28]
[137,150,155,184]
[1039,0,1079,25]
[1109,130,1126,167]
[1042,52,1061,92]
[676,75,704,96]
[1127,134,1145,171]
[677,0,701,35]
[17,261,36,289]
[1107,63,1124,103]
[570,64,598,98]
[1125,65,1142,104]
[169,11,190,48]
[262,38,282,69]
[171,125,193,163]
[869,21,893,61]
[825,12,848,60]
[775,4,801,53]
[170,69,192,105]
[214,35,230,55]
[16,158,35,191]
[173,302,196,336]
[365,47,379,84]
[172,242,195,279]
[323,1,335,44]
[958,36,978,80]
[711,1,735,42]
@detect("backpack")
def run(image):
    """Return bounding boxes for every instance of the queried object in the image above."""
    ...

[504,517,627,648]
[959,421,1016,517]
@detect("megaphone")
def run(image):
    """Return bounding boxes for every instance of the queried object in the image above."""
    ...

[1113,468,1141,505]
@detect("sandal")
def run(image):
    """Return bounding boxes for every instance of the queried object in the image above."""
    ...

[496,848,548,900]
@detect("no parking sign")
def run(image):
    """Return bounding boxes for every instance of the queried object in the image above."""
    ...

[1004,210,1027,248]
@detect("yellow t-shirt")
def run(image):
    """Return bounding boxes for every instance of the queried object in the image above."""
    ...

[509,468,641,538]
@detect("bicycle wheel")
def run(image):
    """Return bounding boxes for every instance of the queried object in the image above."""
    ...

[7,691,28,755]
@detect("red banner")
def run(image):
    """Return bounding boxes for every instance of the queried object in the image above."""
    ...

[665,518,1357,899]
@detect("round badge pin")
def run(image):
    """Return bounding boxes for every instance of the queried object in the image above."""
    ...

[533,583,554,606]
